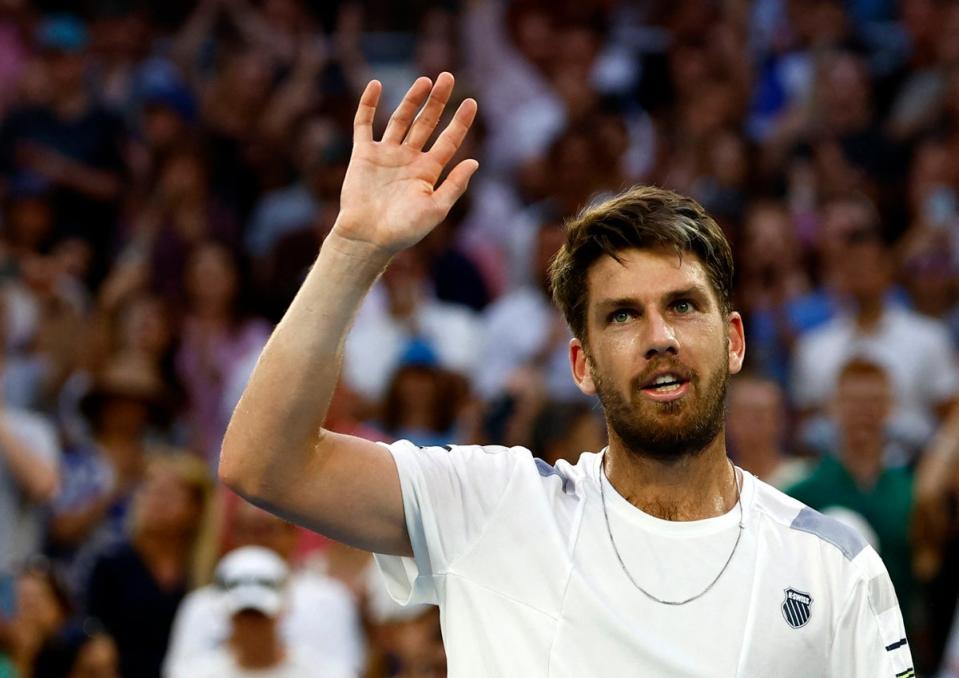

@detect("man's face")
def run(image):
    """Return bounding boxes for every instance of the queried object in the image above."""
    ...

[570,248,744,461]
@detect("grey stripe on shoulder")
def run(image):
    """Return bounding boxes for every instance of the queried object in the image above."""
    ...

[789,507,867,561]
[533,458,574,494]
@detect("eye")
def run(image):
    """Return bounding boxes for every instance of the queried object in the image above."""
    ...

[610,309,633,324]
[672,299,694,314]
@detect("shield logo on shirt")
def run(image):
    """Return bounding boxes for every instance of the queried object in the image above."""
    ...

[782,588,812,628]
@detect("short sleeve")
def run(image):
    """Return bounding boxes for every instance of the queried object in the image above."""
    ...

[5,409,60,466]
[374,440,526,606]
[829,551,914,677]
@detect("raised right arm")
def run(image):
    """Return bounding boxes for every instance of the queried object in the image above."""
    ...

[218,73,478,556]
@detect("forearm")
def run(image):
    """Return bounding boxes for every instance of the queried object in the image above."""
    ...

[0,417,58,503]
[219,228,391,494]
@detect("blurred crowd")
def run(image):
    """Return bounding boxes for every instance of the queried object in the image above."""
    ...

[1,0,959,676]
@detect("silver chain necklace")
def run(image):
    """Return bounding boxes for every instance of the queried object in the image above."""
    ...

[598,450,744,606]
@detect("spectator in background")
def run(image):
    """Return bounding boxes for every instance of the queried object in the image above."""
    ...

[0,375,61,617]
[364,565,445,678]
[175,241,268,467]
[170,546,351,678]
[726,373,809,491]
[473,218,577,403]
[344,248,480,403]
[379,356,466,449]
[792,196,959,455]
[245,118,348,262]
[0,14,126,285]
[735,200,816,386]
[137,145,240,304]
[47,353,173,594]
[529,401,605,467]
[165,499,363,677]
[787,359,916,633]
[86,453,213,678]
[0,560,72,678]
[32,619,119,678]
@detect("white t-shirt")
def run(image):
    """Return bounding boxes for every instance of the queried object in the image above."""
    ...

[172,644,349,678]
[792,307,959,446]
[375,441,914,677]
[163,572,363,678]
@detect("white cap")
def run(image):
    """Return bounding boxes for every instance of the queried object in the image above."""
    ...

[216,546,289,617]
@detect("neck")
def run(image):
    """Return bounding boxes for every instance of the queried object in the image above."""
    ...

[134,528,191,564]
[604,432,739,521]
[232,626,284,669]
[840,438,884,488]
[854,296,884,330]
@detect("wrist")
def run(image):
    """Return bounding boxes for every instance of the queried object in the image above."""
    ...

[325,222,395,268]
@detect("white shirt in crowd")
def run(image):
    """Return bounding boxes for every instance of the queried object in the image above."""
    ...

[172,643,350,678]
[344,287,481,400]
[792,306,959,447]
[375,440,913,677]
[163,571,363,678]
[0,408,60,577]
[473,286,583,403]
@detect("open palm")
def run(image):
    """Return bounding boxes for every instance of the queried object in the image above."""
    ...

[335,72,479,255]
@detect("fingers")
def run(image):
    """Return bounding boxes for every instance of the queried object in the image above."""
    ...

[353,80,382,143]
[404,72,454,150]
[434,158,480,214]
[426,98,478,168]
[382,77,433,144]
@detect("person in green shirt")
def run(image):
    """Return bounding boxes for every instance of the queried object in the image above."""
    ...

[786,358,915,627]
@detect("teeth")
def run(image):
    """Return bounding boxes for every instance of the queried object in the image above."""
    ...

[653,382,681,392]
[654,374,679,385]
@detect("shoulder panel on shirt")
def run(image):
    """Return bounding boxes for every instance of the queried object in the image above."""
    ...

[789,506,868,561]
[750,475,868,561]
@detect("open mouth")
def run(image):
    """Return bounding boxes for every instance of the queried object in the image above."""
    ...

[638,372,692,401]
[641,373,688,392]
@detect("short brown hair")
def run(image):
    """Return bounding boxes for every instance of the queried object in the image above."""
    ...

[549,185,735,342]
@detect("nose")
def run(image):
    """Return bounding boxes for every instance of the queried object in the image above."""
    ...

[642,308,679,360]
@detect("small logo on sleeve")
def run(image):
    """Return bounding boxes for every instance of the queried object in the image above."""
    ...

[782,588,812,628]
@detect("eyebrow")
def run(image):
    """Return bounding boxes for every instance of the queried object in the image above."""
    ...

[594,285,713,311]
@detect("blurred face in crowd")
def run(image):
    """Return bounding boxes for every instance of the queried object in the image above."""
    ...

[142,104,186,152]
[121,296,173,359]
[5,195,53,252]
[838,237,890,303]
[833,366,892,455]
[159,150,207,204]
[743,203,797,279]
[69,634,120,678]
[220,51,272,113]
[232,501,298,562]
[572,248,744,460]
[43,49,86,97]
[818,52,871,133]
[97,394,151,440]
[134,464,203,535]
[726,377,784,453]
[186,243,239,314]
[231,608,280,650]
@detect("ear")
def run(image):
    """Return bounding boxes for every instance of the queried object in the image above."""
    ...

[727,311,746,375]
[570,337,597,396]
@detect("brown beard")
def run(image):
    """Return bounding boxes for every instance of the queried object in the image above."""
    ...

[592,354,729,462]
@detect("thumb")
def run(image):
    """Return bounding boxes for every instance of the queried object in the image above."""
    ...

[433,159,479,216]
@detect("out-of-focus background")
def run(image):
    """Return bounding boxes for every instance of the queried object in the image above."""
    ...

[0,0,958,676]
